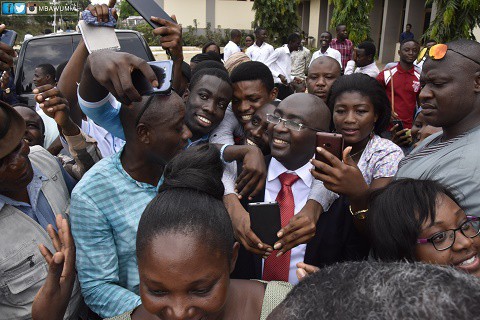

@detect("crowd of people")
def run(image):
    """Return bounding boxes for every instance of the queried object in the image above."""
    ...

[1,2,480,319]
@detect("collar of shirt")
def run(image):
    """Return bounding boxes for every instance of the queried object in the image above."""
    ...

[359,61,378,71]
[187,134,210,148]
[113,147,164,191]
[253,42,267,49]
[281,44,291,54]
[0,165,47,211]
[267,157,313,187]
[396,63,415,75]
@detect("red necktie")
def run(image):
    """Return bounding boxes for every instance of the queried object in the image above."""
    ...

[262,172,299,282]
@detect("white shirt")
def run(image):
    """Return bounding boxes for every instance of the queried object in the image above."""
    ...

[246,42,275,64]
[264,158,313,285]
[223,40,241,62]
[81,118,125,158]
[309,47,342,69]
[344,60,380,78]
[35,103,60,149]
[265,45,293,84]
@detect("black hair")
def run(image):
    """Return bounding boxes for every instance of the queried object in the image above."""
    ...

[328,73,391,135]
[400,39,420,48]
[189,67,232,92]
[406,23,412,28]
[12,103,45,133]
[287,33,301,43]
[202,41,220,54]
[336,24,346,31]
[245,34,255,41]
[190,51,222,64]
[368,179,461,262]
[191,60,227,76]
[136,144,235,261]
[424,39,437,46]
[230,61,274,93]
[320,31,333,40]
[357,41,376,58]
[231,29,242,39]
[181,61,192,83]
[36,63,56,79]
[254,27,266,35]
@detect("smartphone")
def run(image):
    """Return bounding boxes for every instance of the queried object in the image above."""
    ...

[315,132,344,168]
[0,30,17,47]
[126,0,175,28]
[131,60,173,95]
[248,202,281,246]
[392,119,404,131]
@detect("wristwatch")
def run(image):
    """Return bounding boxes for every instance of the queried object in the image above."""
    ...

[349,205,368,220]
[4,88,10,94]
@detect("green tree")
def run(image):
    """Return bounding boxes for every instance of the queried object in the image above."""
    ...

[118,0,138,20]
[253,0,300,46]
[423,0,480,42]
[329,0,374,45]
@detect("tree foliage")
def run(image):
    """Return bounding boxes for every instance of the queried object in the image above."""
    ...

[423,0,480,42]
[117,0,138,20]
[329,0,373,45]
[253,0,300,46]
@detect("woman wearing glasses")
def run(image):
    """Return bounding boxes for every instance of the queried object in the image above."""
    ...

[368,179,480,277]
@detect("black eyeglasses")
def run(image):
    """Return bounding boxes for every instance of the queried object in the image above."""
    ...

[417,216,480,251]
[266,113,324,132]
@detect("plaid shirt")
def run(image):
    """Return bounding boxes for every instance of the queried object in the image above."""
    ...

[70,150,161,317]
[330,38,354,70]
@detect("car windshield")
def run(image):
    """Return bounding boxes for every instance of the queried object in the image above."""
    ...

[17,32,153,95]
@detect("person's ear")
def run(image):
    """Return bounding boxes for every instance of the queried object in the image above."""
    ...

[182,88,190,103]
[474,71,480,93]
[229,242,240,274]
[270,87,279,101]
[136,123,150,144]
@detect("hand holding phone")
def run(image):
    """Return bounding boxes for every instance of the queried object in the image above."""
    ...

[315,132,344,169]
[0,30,17,47]
[126,0,175,28]
[131,60,173,95]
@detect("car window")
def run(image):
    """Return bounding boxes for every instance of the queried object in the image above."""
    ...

[17,32,153,95]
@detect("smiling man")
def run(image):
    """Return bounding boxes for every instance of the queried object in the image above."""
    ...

[396,39,480,215]
[309,32,342,70]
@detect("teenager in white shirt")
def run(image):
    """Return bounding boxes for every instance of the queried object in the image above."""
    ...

[246,27,274,64]
[310,32,342,69]
[223,29,242,62]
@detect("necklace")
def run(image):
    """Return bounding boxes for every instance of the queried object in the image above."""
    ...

[349,147,366,160]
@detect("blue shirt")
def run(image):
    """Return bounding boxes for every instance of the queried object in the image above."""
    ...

[70,149,162,318]
[0,164,75,231]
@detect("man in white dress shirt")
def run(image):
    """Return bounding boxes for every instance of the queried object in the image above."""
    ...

[344,41,380,78]
[246,27,275,64]
[264,33,301,99]
[223,29,242,62]
[309,32,342,70]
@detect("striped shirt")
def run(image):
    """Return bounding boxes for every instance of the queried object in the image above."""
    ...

[70,149,162,318]
[330,38,353,70]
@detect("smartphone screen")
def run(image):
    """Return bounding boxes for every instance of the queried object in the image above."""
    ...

[0,30,17,47]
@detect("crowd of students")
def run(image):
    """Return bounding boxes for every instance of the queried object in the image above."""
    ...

[1,2,480,319]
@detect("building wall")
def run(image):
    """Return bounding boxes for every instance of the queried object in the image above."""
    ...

[215,0,255,30]
[164,0,207,28]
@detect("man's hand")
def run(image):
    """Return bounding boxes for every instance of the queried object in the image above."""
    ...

[152,15,183,62]
[235,146,267,200]
[273,200,321,256]
[390,125,411,147]
[0,24,16,72]
[32,215,76,320]
[279,74,288,85]
[34,85,79,136]
[86,2,117,23]
[311,147,369,200]
[86,51,158,105]
[224,194,272,258]
[296,262,319,281]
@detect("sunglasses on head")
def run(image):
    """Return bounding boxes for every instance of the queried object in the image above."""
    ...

[417,43,480,66]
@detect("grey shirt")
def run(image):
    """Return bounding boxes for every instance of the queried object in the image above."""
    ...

[396,125,480,215]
